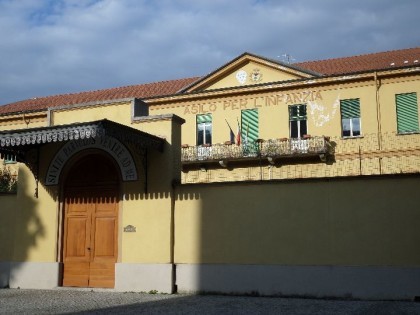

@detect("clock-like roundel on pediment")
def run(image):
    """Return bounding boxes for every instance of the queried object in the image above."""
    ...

[235,68,263,85]
[235,70,247,84]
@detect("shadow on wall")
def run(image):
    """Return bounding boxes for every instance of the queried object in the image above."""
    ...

[0,165,46,288]
[174,175,420,299]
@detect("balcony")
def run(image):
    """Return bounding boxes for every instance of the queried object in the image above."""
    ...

[181,136,333,167]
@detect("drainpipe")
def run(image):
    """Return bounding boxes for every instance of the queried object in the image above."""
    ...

[374,72,383,174]
[170,180,176,293]
[47,108,52,127]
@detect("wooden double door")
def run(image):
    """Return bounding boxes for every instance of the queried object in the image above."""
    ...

[62,154,119,288]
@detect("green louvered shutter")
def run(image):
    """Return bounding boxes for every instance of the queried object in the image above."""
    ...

[241,109,259,142]
[196,114,212,124]
[341,99,360,119]
[396,93,419,133]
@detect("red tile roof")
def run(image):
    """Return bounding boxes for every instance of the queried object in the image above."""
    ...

[0,77,199,115]
[295,47,420,75]
[0,47,419,116]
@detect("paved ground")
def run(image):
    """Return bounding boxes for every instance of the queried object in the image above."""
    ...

[0,288,420,315]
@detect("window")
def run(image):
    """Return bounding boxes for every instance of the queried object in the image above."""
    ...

[196,114,212,145]
[133,99,149,117]
[241,109,259,143]
[396,92,419,134]
[289,104,307,138]
[241,109,259,156]
[340,98,361,137]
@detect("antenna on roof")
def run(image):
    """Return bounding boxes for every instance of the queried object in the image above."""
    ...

[278,53,296,64]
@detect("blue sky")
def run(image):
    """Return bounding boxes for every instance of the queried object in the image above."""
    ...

[0,0,419,105]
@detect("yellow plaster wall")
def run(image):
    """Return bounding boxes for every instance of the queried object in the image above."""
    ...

[175,175,420,266]
[3,105,183,265]
[120,181,172,263]
[151,74,420,146]
[1,66,419,269]
[378,76,420,133]
[0,194,17,261]
[52,101,133,126]
[151,74,420,183]
[0,113,48,131]
[151,80,380,145]
[119,117,182,263]
[11,164,58,262]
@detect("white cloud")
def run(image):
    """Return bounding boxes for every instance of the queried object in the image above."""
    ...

[0,0,419,105]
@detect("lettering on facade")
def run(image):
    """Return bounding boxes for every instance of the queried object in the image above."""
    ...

[46,135,137,185]
[183,90,341,129]
[183,90,323,115]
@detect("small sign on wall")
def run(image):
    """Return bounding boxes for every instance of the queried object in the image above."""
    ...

[124,225,136,232]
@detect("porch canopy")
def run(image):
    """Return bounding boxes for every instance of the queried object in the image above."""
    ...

[0,119,165,196]
[0,119,164,162]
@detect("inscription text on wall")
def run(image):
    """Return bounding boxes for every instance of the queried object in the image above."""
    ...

[46,135,137,185]
[183,90,323,115]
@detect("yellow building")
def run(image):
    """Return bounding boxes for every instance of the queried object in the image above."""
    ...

[1,47,420,299]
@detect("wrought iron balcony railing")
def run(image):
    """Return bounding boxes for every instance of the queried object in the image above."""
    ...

[181,136,332,165]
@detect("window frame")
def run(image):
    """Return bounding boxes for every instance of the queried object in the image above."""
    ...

[196,114,212,146]
[288,104,307,138]
[340,98,361,138]
[395,92,419,134]
[241,108,259,143]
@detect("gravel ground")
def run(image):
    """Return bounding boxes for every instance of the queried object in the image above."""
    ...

[0,288,419,315]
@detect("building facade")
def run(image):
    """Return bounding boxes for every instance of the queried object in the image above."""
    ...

[1,48,420,299]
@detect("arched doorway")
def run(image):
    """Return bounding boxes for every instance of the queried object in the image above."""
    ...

[62,152,119,288]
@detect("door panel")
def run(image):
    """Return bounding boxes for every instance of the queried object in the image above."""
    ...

[62,262,89,287]
[63,188,118,288]
[90,199,118,288]
[89,261,115,288]
[94,218,116,257]
[63,192,92,287]
[65,217,89,258]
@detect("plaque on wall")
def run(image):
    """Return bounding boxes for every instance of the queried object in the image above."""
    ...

[124,225,136,232]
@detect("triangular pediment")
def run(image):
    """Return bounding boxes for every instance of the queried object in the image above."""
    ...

[182,52,319,93]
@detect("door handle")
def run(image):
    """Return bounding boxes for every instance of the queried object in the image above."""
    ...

[87,247,91,251]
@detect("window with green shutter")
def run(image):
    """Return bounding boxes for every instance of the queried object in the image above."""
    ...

[340,98,361,137]
[241,109,259,143]
[196,114,212,145]
[396,92,419,134]
[241,109,259,156]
